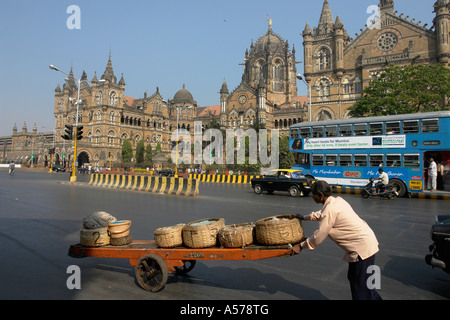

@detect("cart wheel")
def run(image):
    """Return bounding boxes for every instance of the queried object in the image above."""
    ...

[175,260,196,275]
[135,254,168,292]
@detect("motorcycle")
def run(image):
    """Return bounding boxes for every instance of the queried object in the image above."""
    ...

[361,177,398,199]
[425,215,450,274]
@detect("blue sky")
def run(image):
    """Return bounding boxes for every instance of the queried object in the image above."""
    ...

[0,0,436,136]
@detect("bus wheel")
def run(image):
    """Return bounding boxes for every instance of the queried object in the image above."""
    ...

[389,179,406,198]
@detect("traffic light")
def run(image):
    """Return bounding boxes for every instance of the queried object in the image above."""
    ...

[62,124,73,140]
[76,125,83,141]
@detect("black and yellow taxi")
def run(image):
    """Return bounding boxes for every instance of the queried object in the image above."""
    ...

[251,169,315,197]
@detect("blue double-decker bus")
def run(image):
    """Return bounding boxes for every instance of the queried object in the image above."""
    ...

[289,111,450,197]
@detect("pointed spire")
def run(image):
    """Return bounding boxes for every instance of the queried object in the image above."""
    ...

[318,0,334,28]
[220,78,229,94]
[119,73,125,86]
[303,22,312,36]
[334,16,344,29]
[101,52,116,83]
[91,71,98,83]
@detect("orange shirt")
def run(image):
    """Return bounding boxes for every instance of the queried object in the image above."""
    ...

[300,196,379,262]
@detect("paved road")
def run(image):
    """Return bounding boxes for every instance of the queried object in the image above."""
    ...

[0,170,449,301]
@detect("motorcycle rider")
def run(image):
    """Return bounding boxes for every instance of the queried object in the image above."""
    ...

[375,168,388,194]
[8,161,15,175]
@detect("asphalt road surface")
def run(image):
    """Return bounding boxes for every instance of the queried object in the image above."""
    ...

[0,170,449,302]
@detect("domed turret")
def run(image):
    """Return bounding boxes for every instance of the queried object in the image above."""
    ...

[171,84,197,106]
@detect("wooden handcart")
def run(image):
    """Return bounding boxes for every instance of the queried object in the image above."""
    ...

[68,240,301,292]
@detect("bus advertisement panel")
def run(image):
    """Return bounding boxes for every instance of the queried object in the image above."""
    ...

[289,111,450,197]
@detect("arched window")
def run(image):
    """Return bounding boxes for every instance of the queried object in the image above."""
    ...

[317,109,333,121]
[273,58,284,92]
[109,111,115,123]
[107,130,116,146]
[316,47,331,71]
[95,130,101,145]
[109,91,117,106]
[255,59,266,84]
[96,91,103,106]
[317,78,331,100]
[96,110,101,121]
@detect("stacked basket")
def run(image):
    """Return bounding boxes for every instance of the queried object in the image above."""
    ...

[154,215,303,248]
[108,220,132,246]
[80,211,116,247]
[218,223,255,248]
[154,224,185,248]
[182,218,225,248]
[255,215,303,246]
[154,218,225,248]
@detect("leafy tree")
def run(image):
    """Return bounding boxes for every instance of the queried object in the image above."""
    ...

[155,142,162,154]
[349,64,450,117]
[121,139,133,163]
[135,140,145,164]
[279,135,295,169]
[144,144,153,163]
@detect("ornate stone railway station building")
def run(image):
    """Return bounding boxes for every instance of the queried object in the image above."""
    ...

[1,0,448,168]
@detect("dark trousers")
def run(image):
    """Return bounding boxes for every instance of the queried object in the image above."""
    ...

[347,254,382,300]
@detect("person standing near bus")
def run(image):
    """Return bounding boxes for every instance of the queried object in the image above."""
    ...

[427,157,437,191]
[297,180,382,300]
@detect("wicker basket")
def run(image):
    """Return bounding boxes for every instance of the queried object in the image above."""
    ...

[182,218,225,248]
[80,227,110,247]
[110,235,132,246]
[255,215,303,246]
[107,220,131,239]
[154,224,185,248]
[219,223,255,248]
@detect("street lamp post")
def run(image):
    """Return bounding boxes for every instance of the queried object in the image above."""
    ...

[297,74,312,122]
[49,64,104,181]
[173,104,192,178]
[49,64,80,181]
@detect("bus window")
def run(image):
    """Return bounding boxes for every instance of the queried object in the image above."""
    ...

[325,154,337,166]
[325,126,337,137]
[386,154,401,167]
[312,126,324,138]
[300,127,311,138]
[312,154,324,166]
[404,154,420,167]
[421,119,439,133]
[290,128,299,139]
[354,123,367,136]
[339,124,352,136]
[369,154,384,167]
[403,120,419,133]
[386,121,400,134]
[339,154,352,167]
[354,154,367,166]
[369,122,383,135]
